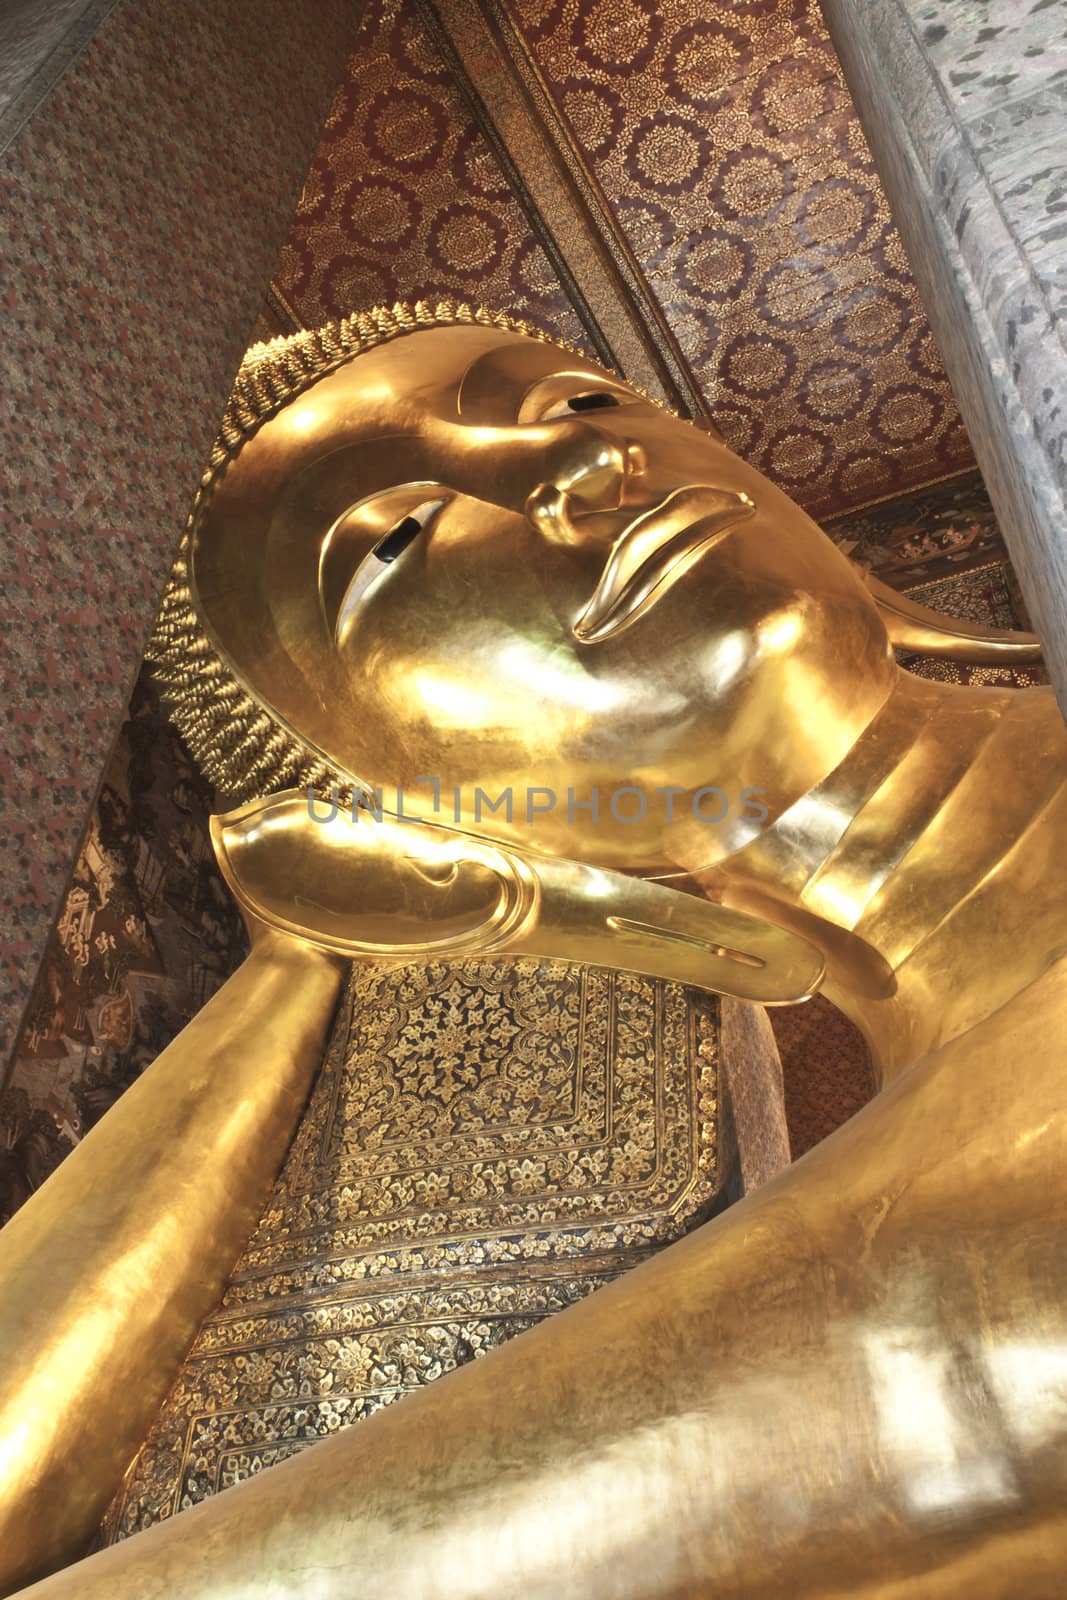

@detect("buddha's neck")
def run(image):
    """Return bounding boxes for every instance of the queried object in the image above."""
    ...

[693,668,1067,1080]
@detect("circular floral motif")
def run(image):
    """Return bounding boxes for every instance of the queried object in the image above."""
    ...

[877,226,913,280]
[627,112,711,196]
[752,57,836,141]
[906,325,948,379]
[798,357,873,422]
[832,452,898,505]
[766,425,832,486]
[515,237,568,308]
[511,0,566,38]
[563,85,623,156]
[708,403,759,460]
[340,177,420,251]
[574,0,661,76]
[665,19,749,106]
[759,260,829,330]
[724,332,797,396]
[427,204,506,279]
[870,384,943,445]
[452,125,511,201]
[615,197,674,265]
[713,149,793,222]
[833,285,909,353]
[797,177,874,256]
[664,309,707,362]
[279,238,315,305]
[321,78,363,147]
[365,88,448,170]
[319,256,390,320]
[397,11,448,80]
[677,227,753,300]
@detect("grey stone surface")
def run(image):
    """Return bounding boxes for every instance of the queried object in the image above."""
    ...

[0,0,120,151]
[821,0,1067,715]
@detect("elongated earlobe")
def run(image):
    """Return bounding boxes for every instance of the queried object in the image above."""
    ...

[863,571,1042,664]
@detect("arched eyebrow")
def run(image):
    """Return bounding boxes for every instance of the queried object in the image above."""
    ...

[456,340,630,425]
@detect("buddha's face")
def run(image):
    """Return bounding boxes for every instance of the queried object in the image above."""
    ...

[193,322,894,872]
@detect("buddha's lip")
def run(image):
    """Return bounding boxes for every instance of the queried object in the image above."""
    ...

[573,484,755,644]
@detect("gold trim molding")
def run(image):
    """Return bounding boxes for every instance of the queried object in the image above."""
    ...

[415,0,712,419]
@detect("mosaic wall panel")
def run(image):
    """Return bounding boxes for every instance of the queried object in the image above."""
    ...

[826,469,1035,598]
[505,0,975,515]
[0,0,353,1069]
[0,675,247,1224]
[272,0,585,342]
[101,962,720,1540]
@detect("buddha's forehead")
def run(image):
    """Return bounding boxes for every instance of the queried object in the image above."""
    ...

[283,322,626,434]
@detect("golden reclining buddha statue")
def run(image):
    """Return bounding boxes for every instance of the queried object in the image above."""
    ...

[1,302,1065,1599]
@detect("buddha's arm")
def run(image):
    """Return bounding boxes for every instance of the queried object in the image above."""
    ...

[0,930,343,1597]
[14,958,1067,1600]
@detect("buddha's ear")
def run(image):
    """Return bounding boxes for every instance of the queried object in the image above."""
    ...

[212,791,825,1006]
[863,571,1041,664]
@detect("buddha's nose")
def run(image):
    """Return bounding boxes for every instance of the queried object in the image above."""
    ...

[525,420,646,548]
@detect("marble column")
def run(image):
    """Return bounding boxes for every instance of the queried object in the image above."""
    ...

[820,0,1067,712]
[0,0,358,1071]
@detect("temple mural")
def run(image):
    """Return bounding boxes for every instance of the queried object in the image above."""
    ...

[0,681,247,1225]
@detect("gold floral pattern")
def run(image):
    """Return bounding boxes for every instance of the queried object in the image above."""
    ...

[101,959,719,1541]
[507,0,975,513]
[272,0,584,340]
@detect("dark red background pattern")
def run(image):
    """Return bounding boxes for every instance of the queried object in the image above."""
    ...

[274,0,584,343]
[274,0,974,517]
[509,0,974,515]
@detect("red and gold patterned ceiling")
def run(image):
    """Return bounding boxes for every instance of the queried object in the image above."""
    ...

[269,0,974,519]
[271,0,585,343]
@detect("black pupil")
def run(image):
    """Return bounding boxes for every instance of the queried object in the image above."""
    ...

[375,515,423,563]
[567,392,620,412]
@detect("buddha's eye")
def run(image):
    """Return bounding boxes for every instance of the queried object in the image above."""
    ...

[374,510,427,563]
[333,497,444,644]
[369,497,443,563]
[517,373,638,426]
[540,391,623,421]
